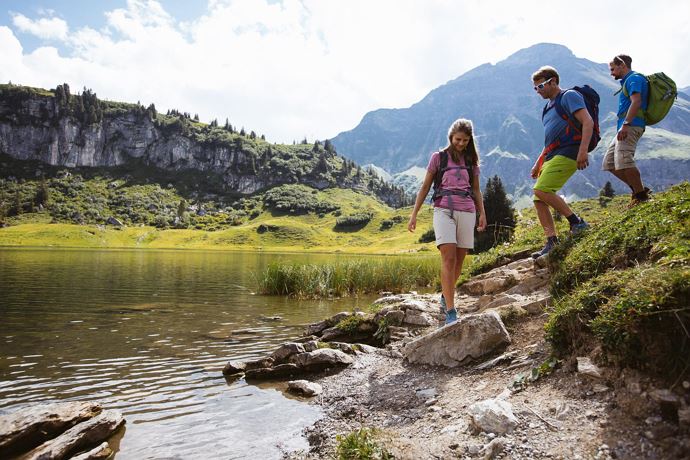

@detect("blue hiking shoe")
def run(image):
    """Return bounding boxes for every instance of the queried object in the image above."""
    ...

[531,238,557,259]
[570,218,590,235]
[445,308,457,325]
[439,294,447,316]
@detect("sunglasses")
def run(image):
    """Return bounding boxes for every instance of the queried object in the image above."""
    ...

[533,77,553,91]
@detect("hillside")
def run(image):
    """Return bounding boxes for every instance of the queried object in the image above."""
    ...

[0,161,434,254]
[0,83,410,208]
[332,43,690,202]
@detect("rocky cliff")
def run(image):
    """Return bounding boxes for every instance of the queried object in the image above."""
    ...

[0,84,410,207]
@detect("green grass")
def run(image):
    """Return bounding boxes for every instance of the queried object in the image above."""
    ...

[335,427,392,460]
[542,182,690,378]
[255,256,439,298]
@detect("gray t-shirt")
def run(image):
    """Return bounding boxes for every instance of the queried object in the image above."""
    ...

[542,90,586,161]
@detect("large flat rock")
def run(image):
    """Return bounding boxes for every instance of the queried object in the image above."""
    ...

[402,311,511,367]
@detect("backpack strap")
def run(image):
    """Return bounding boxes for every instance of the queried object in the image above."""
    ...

[431,149,475,203]
[616,72,647,122]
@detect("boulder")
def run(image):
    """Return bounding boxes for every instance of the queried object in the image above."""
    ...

[287,380,323,397]
[245,363,301,380]
[382,309,405,325]
[244,357,275,371]
[222,360,247,376]
[270,343,306,362]
[402,311,511,367]
[305,320,329,336]
[22,409,125,460]
[0,402,102,457]
[291,348,354,369]
[468,399,518,435]
[403,311,434,327]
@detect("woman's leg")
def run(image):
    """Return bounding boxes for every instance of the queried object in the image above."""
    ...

[438,243,457,311]
[454,247,468,283]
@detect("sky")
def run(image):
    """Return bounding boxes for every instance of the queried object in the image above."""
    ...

[2,0,689,144]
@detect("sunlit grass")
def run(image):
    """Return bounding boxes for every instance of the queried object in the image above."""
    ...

[255,255,442,298]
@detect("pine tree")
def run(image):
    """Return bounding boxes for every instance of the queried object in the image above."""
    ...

[476,175,516,252]
[35,178,50,208]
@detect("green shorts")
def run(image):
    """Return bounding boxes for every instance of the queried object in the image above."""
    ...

[533,155,577,201]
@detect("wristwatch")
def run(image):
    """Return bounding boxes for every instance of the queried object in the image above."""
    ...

[622,121,631,126]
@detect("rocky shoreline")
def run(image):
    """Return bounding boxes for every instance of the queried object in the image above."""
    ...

[225,256,690,459]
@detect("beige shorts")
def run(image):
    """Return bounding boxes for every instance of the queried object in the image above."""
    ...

[433,208,475,248]
[602,126,644,171]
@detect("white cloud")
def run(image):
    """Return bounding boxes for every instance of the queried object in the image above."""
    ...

[1,0,689,144]
[11,13,69,41]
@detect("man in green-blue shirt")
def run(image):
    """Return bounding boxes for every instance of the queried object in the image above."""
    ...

[605,54,650,207]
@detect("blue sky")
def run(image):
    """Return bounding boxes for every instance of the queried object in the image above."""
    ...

[1,0,689,144]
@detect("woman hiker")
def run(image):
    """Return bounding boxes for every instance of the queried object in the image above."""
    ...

[408,118,487,325]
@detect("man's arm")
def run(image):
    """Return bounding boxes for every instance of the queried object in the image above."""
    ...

[573,108,593,170]
[618,92,642,141]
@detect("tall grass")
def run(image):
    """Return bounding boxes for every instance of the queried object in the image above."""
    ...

[255,256,440,298]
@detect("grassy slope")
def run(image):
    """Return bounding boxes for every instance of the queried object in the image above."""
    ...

[468,183,690,379]
[0,188,436,254]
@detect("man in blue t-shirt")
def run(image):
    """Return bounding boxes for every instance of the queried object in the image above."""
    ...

[605,54,650,207]
[529,66,594,259]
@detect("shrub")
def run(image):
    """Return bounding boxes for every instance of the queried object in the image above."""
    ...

[418,228,435,243]
[263,184,339,215]
[335,212,373,229]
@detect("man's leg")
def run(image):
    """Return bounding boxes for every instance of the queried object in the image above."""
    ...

[613,127,647,203]
[618,167,644,194]
[534,198,556,237]
[534,189,573,220]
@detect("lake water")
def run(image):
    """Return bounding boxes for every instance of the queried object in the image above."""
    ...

[0,248,385,459]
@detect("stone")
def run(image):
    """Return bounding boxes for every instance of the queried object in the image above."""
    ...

[678,408,690,428]
[399,299,429,312]
[287,380,323,397]
[305,320,329,336]
[291,348,354,369]
[0,402,102,457]
[481,437,506,460]
[222,360,247,375]
[244,357,275,371]
[468,399,518,435]
[245,363,301,380]
[270,343,306,363]
[383,309,405,325]
[403,311,434,327]
[70,441,112,460]
[22,409,125,460]
[516,293,552,314]
[576,357,603,379]
[105,216,123,227]
[402,311,511,367]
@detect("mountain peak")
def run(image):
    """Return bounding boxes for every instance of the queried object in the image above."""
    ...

[501,43,575,65]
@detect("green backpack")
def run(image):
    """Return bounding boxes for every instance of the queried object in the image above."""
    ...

[620,72,677,125]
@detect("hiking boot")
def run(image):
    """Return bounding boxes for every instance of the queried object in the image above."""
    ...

[445,308,457,325]
[570,218,590,235]
[627,187,651,208]
[439,294,447,316]
[531,238,557,259]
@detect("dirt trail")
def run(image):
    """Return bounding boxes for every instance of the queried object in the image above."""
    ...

[284,258,690,459]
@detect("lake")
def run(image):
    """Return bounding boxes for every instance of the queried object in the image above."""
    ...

[0,248,387,459]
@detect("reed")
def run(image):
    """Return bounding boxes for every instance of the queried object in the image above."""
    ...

[255,256,440,298]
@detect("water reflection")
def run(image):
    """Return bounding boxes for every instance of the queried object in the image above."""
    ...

[0,248,383,459]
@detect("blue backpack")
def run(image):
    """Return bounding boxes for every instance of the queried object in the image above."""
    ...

[542,85,602,154]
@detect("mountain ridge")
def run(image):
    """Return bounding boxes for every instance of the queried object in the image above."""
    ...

[332,43,690,201]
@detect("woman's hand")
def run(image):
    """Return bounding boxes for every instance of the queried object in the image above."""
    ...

[477,213,487,232]
[407,214,417,232]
